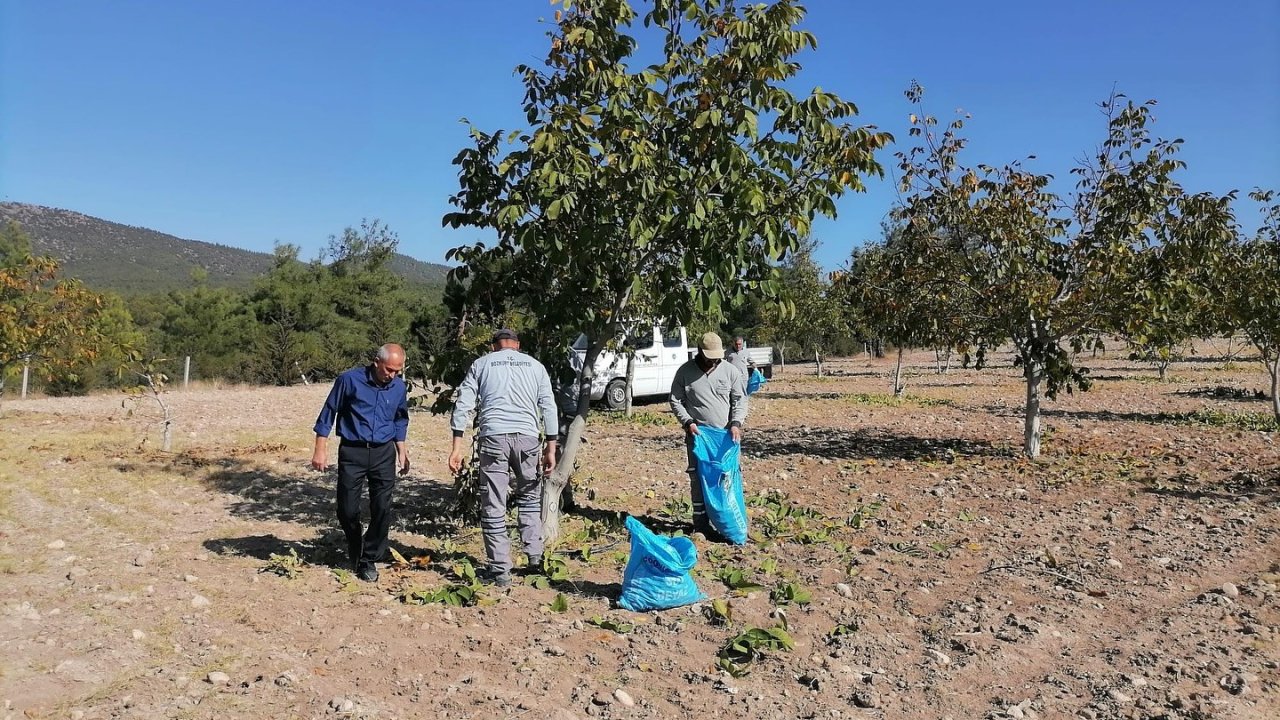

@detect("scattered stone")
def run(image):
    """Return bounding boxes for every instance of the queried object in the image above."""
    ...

[1221,583,1239,598]
[184,574,199,583]
[132,550,153,567]
[47,539,66,550]
[547,645,567,657]
[191,595,210,608]
[1106,559,1122,569]
[851,690,879,708]
[926,649,951,665]
[1219,673,1247,695]
[1108,689,1132,704]
[835,583,853,598]
[132,629,145,640]
[206,671,230,685]
[613,689,634,707]
[275,672,296,687]
[340,699,355,712]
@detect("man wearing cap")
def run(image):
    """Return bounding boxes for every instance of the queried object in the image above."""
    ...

[725,336,754,379]
[311,343,411,583]
[669,332,749,538]
[449,329,558,587]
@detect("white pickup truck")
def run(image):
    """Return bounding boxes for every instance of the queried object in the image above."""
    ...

[572,325,694,410]
[572,325,773,410]
[734,342,775,379]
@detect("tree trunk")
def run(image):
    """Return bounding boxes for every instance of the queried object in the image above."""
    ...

[814,349,822,378]
[941,348,952,374]
[1266,351,1280,423]
[892,346,906,397]
[1158,359,1169,382]
[874,337,885,359]
[624,351,635,417]
[1023,361,1044,458]
[541,338,603,547]
[778,345,785,370]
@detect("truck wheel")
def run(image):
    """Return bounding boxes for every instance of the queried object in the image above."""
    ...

[604,379,627,411]
[761,365,773,379]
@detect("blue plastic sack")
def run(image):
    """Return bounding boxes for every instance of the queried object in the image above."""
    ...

[692,426,749,545]
[618,516,706,612]
[746,368,766,395]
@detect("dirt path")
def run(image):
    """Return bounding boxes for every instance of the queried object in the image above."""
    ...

[1,351,1276,719]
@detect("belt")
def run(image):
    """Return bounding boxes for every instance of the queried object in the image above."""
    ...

[340,438,391,448]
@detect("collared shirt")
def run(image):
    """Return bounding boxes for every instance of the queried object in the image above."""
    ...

[313,365,409,444]
[725,349,751,378]
[669,358,748,429]
[451,348,557,439]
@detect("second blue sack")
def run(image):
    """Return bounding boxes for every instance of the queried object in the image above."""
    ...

[692,425,749,545]
[746,368,767,395]
[618,516,706,612]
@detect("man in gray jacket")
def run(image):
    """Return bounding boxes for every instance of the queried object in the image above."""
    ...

[449,328,558,586]
[670,332,748,538]
[725,336,753,379]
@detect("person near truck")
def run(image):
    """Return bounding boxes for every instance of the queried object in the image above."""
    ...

[311,343,411,584]
[725,336,754,379]
[669,332,748,538]
[448,328,558,587]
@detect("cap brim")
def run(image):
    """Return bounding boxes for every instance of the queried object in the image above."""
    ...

[702,349,725,359]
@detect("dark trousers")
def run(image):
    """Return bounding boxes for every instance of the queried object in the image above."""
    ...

[336,441,397,569]
[685,433,706,527]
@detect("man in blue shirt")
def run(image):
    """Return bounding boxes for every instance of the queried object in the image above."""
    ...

[312,343,411,583]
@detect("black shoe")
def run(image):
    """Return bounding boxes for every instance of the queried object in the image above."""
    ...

[356,564,379,583]
[526,554,543,573]
[478,567,512,587]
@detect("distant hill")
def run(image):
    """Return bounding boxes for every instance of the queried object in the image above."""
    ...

[0,202,451,294]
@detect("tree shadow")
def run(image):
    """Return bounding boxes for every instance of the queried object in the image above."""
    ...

[1037,407,1263,426]
[170,454,464,540]
[549,577,625,602]
[1176,386,1270,402]
[204,533,322,562]
[744,427,1007,462]
[574,503,690,536]
[1141,469,1280,506]
[754,391,847,401]
[808,368,880,378]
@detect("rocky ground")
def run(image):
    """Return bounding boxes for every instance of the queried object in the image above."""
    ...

[0,348,1277,720]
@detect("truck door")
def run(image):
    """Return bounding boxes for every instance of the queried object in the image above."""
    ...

[657,326,688,391]
[628,326,662,398]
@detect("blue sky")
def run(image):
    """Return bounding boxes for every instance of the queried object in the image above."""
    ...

[2,0,1277,271]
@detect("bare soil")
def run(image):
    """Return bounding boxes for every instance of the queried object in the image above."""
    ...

[1,348,1277,720]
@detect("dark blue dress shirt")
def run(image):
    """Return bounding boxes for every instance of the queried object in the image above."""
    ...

[313,365,409,444]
